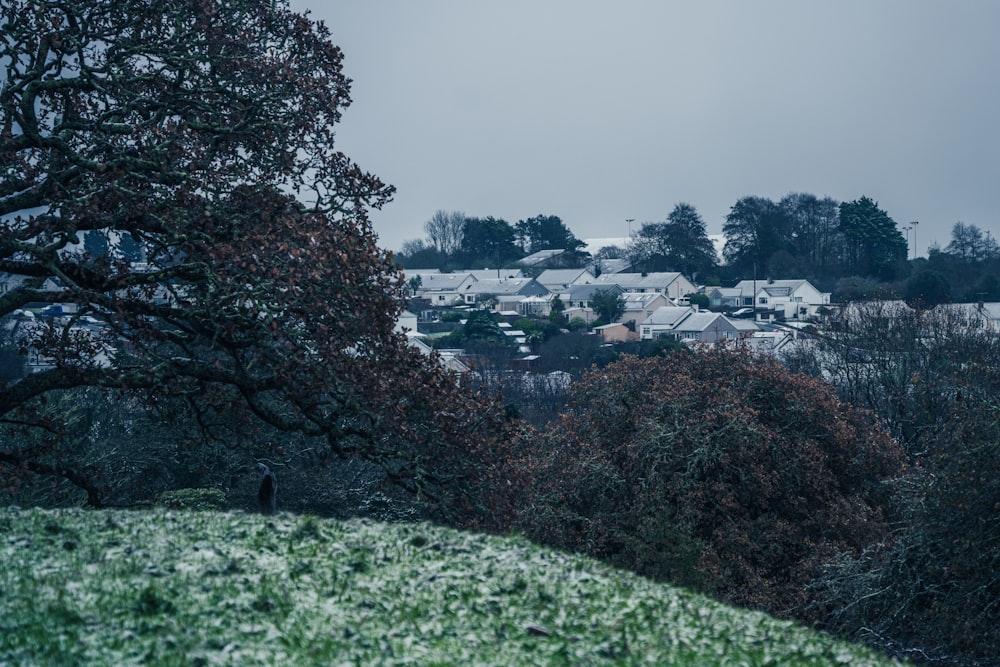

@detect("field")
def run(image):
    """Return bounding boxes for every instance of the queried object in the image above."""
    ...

[0,507,905,666]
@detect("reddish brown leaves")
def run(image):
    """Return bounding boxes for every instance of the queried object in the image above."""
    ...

[477,348,906,616]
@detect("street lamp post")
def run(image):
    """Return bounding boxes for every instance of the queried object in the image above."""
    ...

[910,221,919,259]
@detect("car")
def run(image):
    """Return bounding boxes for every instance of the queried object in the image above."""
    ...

[731,308,754,318]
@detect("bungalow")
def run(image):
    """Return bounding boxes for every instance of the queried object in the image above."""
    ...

[669,311,745,344]
[639,306,695,340]
[592,272,697,304]
[536,268,596,292]
[563,306,599,325]
[464,277,549,307]
[640,306,759,343]
[408,272,477,306]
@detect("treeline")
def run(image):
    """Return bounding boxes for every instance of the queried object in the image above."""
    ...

[398,196,1000,304]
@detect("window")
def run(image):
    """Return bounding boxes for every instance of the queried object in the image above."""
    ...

[758,297,768,304]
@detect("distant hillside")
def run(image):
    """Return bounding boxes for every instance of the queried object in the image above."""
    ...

[0,507,905,666]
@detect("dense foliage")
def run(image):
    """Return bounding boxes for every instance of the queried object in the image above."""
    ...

[630,203,718,279]
[0,0,505,509]
[475,349,906,617]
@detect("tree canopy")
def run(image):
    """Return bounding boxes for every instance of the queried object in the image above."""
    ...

[484,349,905,613]
[722,196,790,278]
[838,197,908,280]
[632,203,717,278]
[0,0,505,506]
[515,214,586,256]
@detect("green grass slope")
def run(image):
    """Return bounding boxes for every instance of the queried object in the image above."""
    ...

[1,507,904,666]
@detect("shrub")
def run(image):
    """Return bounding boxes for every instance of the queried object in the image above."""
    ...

[488,348,906,616]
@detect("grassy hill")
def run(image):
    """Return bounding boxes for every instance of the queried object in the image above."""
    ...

[1,507,905,666]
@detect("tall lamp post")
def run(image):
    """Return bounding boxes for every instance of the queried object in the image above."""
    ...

[910,220,919,260]
[903,225,912,258]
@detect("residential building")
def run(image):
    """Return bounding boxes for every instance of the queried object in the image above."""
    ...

[730,278,831,322]
[464,277,549,307]
[592,272,697,303]
[620,292,674,328]
[640,306,759,343]
[639,306,695,340]
[566,283,624,309]
[706,286,743,310]
[407,272,477,306]
[536,268,595,292]
[593,322,637,343]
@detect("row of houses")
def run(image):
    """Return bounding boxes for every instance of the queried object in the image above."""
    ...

[405,267,833,325]
[406,268,698,311]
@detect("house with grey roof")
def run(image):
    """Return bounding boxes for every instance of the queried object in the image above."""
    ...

[638,306,695,340]
[464,277,549,307]
[730,278,830,322]
[465,268,525,281]
[640,306,759,343]
[669,311,745,344]
[620,292,674,328]
[408,272,477,306]
[536,268,595,292]
[706,286,743,310]
[566,283,624,309]
[592,272,697,303]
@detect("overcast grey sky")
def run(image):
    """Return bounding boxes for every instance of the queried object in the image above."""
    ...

[291,0,1000,257]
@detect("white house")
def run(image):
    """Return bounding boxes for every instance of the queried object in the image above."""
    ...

[730,278,831,322]
[639,306,696,340]
[409,272,477,306]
